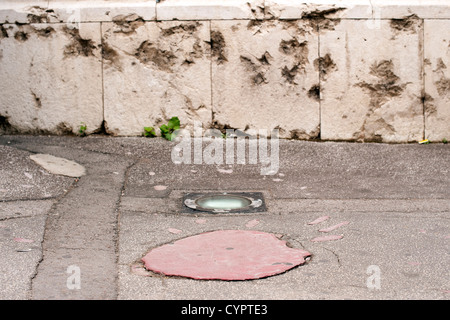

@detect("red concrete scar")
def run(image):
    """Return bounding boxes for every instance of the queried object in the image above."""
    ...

[142,230,311,280]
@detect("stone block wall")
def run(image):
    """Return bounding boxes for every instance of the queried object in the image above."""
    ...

[0,0,449,142]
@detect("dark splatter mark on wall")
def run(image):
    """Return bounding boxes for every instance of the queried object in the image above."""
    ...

[0,25,9,39]
[279,38,305,56]
[26,7,58,23]
[301,7,346,19]
[257,51,272,65]
[353,60,406,142]
[135,40,177,72]
[279,38,309,84]
[56,122,74,135]
[183,39,204,65]
[31,92,42,109]
[161,22,200,37]
[63,26,96,58]
[33,26,56,38]
[112,14,145,34]
[247,20,262,30]
[422,93,436,116]
[14,31,28,42]
[434,58,450,96]
[210,30,227,64]
[308,84,321,101]
[357,60,405,109]
[12,25,55,42]
[435,77,450,96]
[301,7,345,31]
[390,14,421,34]
[239,52,272,85]
[281,65,299,84]
[290,126,320,140]
[102,40,120,69]
[279,38,309,67]
[314,53,337,80]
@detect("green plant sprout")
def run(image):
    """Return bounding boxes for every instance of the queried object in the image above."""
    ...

[143,126,156,138]
[159,116,180,141]
[79,122,87,136]
[143,117,180,141]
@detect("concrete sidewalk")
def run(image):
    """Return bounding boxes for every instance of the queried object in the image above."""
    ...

[0,135,448,300]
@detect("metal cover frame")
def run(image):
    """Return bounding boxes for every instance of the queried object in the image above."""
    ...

[182,192,267,214]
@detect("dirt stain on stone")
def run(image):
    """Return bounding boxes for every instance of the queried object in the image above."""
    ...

[434,58,450,96]
[210,118,233,132]
[308,84,321,101]
[240,52,272,85]
[101,40,121,69]
[135,40,177,72]
[302,7,345,31]
[302,7,346,19]
[314,53,337,80]
[63,26,96,58]
[247,20,263,34]
[422,92,436,116]
[31,91,42,109]
[161,22,200,37]
[357,60,405,109]
[210,30,227,64]
[279,38,309,65]
[112,14,145,34]
[353,60,407,142]
[33,26,56,38]
[182,39,204,66]
[353,118,396,143]
[290,126,320,140]
[390,14,421,34]
[12,25,55,42]
[435,77,450,96]
[26,7,58,24]
[0,25,9,39]
[258,51,272,65]
[56,122,74,135]
[281,65,300,84]
[279,38,306,56]
[280,20,314,36]
[279,38,309,84]
[14,31,28,42]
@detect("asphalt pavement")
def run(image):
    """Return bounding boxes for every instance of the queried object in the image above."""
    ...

[0,135,448,302]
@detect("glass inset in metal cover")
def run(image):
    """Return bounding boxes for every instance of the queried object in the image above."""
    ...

[183,192,266,213]
[196,194,252,210]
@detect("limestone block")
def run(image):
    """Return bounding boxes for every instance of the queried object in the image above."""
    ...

[265,0,450,20]
[102,20,212,136]
[46,0,156,23]
[156,0,265,21]
[265,0,373,20]
[319,19,424,142]
[0,23,103,134]
[370,0,450,19]
[211,20,320,139]
[0,1,51,24]
[424,20,450,142]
